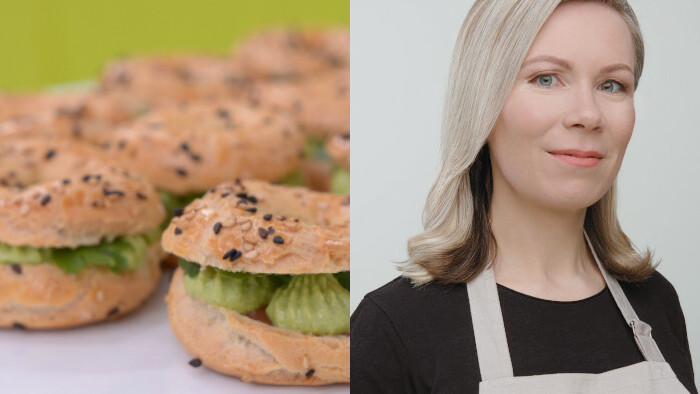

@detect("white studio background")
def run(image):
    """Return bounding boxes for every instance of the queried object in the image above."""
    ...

[350,0,700,382]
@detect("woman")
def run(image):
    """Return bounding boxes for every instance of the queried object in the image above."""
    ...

[351,0,696,392]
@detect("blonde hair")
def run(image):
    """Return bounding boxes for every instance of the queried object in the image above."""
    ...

[399,0,656,285]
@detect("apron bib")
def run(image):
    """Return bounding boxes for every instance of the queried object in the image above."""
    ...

[467,230,690,393]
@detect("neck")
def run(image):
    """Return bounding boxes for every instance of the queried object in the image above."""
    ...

[488,174,604,298]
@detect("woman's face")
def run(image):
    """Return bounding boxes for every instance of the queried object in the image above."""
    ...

[487,2,636,211]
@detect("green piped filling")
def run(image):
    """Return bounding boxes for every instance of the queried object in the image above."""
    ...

[331,166,349,195]
[0,227,160,274]
[179,259,350,335]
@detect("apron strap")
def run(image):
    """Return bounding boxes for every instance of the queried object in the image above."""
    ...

[467,263,514,380]
[583,230,666,363]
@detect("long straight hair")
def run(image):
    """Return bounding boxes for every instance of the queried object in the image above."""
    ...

[399,0,656,285]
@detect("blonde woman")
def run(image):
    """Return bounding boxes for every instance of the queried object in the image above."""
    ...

[351,0,696,392]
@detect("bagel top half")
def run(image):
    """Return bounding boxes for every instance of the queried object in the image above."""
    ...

[161,179,349,274]
[101,101,306,195]
[0,137,164,247]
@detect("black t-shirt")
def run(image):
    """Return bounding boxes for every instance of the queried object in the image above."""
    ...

[351,270,697,393]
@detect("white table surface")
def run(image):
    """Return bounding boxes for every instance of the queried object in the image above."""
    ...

[0,269,350,394]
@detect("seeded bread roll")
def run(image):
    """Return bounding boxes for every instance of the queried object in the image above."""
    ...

[250,68,349,138]
[161,180,349,274]
[325,134,350,169]
[167,268,349,385]
[102,101,305,195]
[0,138,164,248]
[0,242,162,329]
[232,29,349,80]
[101,55,251,105]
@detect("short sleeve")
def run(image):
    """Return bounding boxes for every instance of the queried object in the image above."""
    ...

[350,297,416,393]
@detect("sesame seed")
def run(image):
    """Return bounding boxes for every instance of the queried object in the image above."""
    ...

[82,174,91,182]
[107,307,120,317]
[213,222,222,234]
[13,322,26,330]
[45,149,56,160]
[40,194,51,206]
[217,108,230,119]
[263,214,273,221]
[268,226,275,234]
[103,188,125,197]
[258,228,268,239]
[174,227,182,235]
[136,192,148,200]
[117,140,127,150]
[172,208,184,217]
[247,195,257,204]
[222,248,242,262]
[305,369,315,378]
[273,236,284,244]
[245,207,257,213]
[11,264,22,275]
[175,168,188,177]
[221,193,230,198]
[180,142,190,152]
[190,153,201,162]
[281,216,287,221]
[235,192,248,199]
[236,199,248,206]
[61,179,71,185]
[189,358,202,368]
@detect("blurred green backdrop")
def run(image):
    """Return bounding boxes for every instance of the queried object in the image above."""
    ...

[0,0,349,91]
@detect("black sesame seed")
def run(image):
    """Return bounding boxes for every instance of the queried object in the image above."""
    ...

[217,108,230,119]
[305,369,315,378]
[82,174,91,182]
[340,133,350,140]
[40,194,51,206]
[189,358,202,368]
[117,140,127,150]
[180,142,190,152]
[245,207,257,213]
[268,226,275,234]
[236,199,248,206]
[258,228,268,239]
[273,236,284,244]
[190,153,201,162]
[281,216,287,221]
[136,192,148,200]
[107,307,120,317]
[222,248,242,262]
[220,193,230,198]
[213,222,222,235]
[95,174,102,181]
[61,179,71,185]
[294,218,299,222]
[11,264,22,275]
[210,188,216,193]
[45,149,56,160]
[174,227,182,235]
[175,168,188,177]
[172,208,184,217]
[263,213,273,221]
[103,188,125,197]
[247,195,257,204]
[235,192,248,199]
[13,322,26,330]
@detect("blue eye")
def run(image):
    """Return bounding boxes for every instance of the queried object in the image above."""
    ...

[535,74,557,87]
[601,80,627,93]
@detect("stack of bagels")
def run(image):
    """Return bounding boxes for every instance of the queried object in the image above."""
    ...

[0,28,349,386]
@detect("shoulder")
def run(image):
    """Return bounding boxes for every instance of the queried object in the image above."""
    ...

[619,269,682,312]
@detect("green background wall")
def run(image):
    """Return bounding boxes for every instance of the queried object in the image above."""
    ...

[0,0,349,91]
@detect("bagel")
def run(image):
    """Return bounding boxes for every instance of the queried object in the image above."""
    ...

[163,179,349,384]
[249,67,349,139]
[232,29,349,80]
[0,138,164,247]
[0,242,161,329]
[101,101,305,195]
[0,137,165,329]
[101,55,251,105]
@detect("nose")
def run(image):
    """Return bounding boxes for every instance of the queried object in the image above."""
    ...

[562,83,603,132]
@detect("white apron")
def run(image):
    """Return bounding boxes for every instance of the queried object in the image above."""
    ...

[467,231,690,393]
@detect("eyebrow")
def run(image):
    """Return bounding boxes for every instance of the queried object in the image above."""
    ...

[521,55,633,74]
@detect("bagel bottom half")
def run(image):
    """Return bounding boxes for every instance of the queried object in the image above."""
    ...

[166,268,350,385]
[0,243,162,329]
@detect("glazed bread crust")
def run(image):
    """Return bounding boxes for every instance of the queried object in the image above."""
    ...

[0,243,162,329]
[161,179,349,274]
[167,268,349,385]
[0,138,165,247]
[102,101,305,195]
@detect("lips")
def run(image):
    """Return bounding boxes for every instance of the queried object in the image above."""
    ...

[548,149,603,168]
